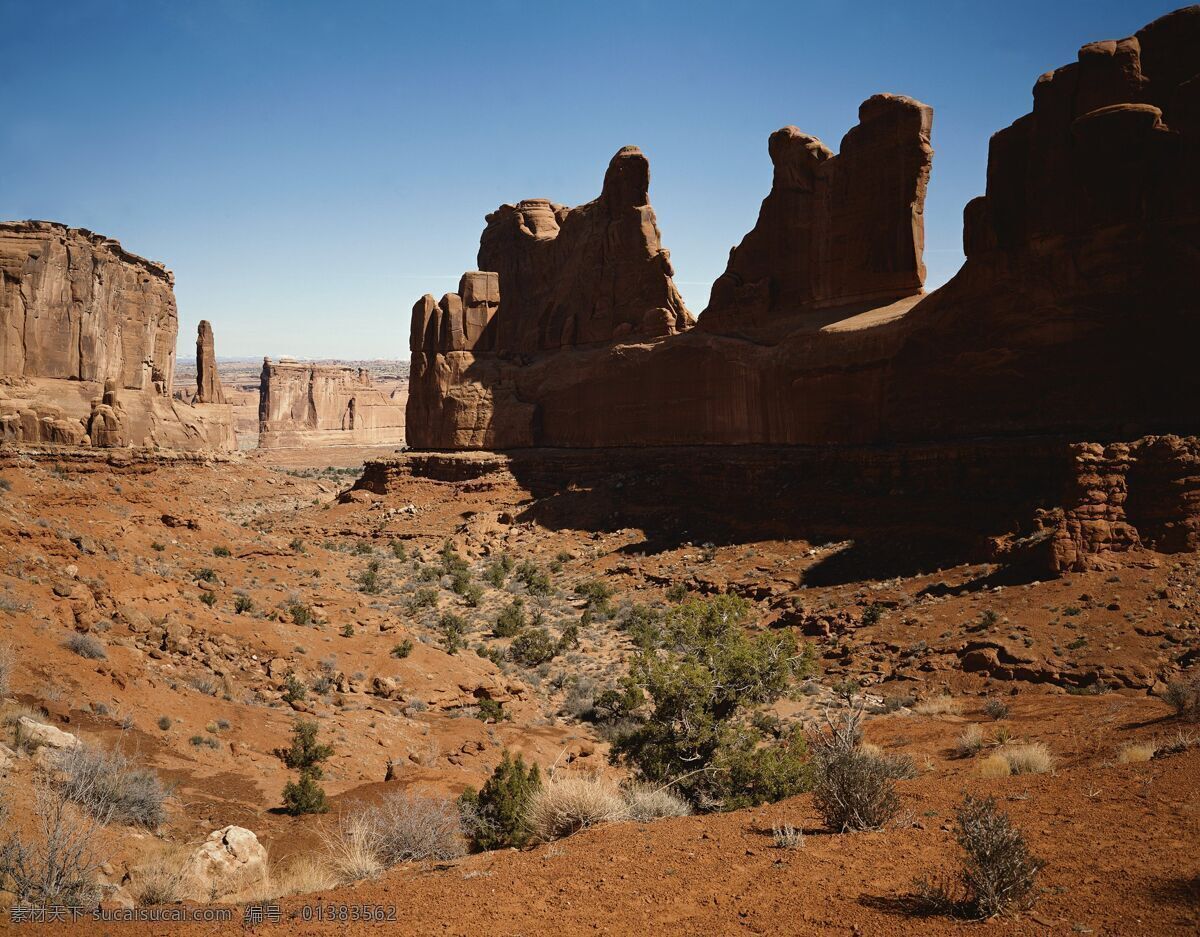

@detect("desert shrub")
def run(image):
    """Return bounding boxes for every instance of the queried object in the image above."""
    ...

[458,750,542,851]
[157,715,172,731]
[340,622,355,638]
[58,745,168,827]
[234,594,254,615]
[353,540,374,556]
[621,783,692,821]
[978,754,1011,778]
[212,546,231,557]
[493,598,527,637]
[390,540,407,561]
[558,622,581,651]
[610,595,815,810]
[0,643,13,696]
[288,602,313,625]
[860,603,884,627]
[620,604,662,649]
[437,612,467,654]
[475,699,507,723]
[509,627,558,666]
[1163,674,1200,719]
[482,556,511,589]
[916,794,1042,919]
[289,537,306,554]
[574,580,614,617]
[665,583,688,602]
[282,672,307,703]
[983,698,1010,720]
[810,705,900,832]
[461,582,484,608]
[276,719,333,770]
[199,590,217,607]
[283,768,329,816]
[525,774,627,842]
[0,784,104,909]
[326,793,463,881]
[357,560,383,595]
[771,822,805,849]
[999,743,1053,775]
[514,560,551,596]
[409,587,439,611]
[956,724,986,758]
[391,639,414,659]
[64,633,106,660]
[194,567,217,583]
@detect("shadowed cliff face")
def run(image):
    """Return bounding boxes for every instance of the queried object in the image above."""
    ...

[406,7,1200,452]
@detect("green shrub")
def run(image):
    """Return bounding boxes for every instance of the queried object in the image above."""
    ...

[288,602,313,626]
[390,540,407,560]
[458,751,542,850]
[510,627,558,667]
[156,716,172,731]
[483,555,513,588]
[282,672,307,703]
[150,541,165,552]
[409,587,439,611]
[276,719,333,770]
[357,559,383,594]
[665,583,688,602]
[438,613,468,654]
[462,583,484,608]
[558,622,581,651]
[861,604,884,627]
[574,580,615,617]
[194,567,217,583]
[620,604,662,649]
[199,591,217,607]
[475,699,508,723]
[282,767,329,815]
[234,594,254,615]
[340,622,355,637]
[289,538,306,554]
[609,595,815,810]
[493,599,526,638]
[212,546,231,558]
[515,561,551,596]
[391,639,414,659]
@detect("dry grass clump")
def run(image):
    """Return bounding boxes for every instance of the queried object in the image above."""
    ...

[771,822,805,849]
[322,793,464,883]
[526,774,629,842]
[261,856,340,898]
[64,633,106,660]
[998,743,1054,775]
[955,725,986,758]
[0,642,13,696]
[129,844,196,905]
[1162,674,1200,719]
[58,745,169,828]
[978,754,1011,778]
[622,783,692,821]
[914,696,962,717]
[1117,741,1157,764]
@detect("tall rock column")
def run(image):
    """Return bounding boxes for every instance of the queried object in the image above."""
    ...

[195,320,227,404]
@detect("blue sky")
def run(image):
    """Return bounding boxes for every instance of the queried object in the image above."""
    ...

[0,0,1176,359]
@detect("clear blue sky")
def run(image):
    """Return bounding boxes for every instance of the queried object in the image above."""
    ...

[0,0,1177,359]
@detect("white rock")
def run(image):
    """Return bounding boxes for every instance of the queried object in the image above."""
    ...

[183,826,268,900]
[17,717,81,750]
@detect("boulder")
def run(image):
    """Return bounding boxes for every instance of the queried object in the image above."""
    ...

[17,717,81,750]
[183,826,268,900]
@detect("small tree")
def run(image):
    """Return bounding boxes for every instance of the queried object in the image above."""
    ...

[437,612,468,654]
[510,627,558,667]
[494,599,527,637]
[277,720,333,816]
[610,595,815,810]
[458,751,542,850]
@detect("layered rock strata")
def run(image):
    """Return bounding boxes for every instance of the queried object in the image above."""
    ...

[257,359,406,448]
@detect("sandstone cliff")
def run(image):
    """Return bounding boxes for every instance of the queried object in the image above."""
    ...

[406,7,1200,451]
[258,359,405,449]
[0,221,235,450]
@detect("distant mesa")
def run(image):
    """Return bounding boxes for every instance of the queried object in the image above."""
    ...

[0,221,235,451]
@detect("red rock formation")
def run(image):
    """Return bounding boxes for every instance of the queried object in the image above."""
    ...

[195,320,227,404]
[406,7,1199,452]
[0,221,235,450]
[700,95,933,336]
[258,359,406,448]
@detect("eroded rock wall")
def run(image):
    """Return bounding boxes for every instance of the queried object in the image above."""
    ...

[0,222,235,450]
[406,7,1200,452]
[258,359,406,448]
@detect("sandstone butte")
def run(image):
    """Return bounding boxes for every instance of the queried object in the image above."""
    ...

[396,6,1200,576]
[0,221,235,451]
[257,358,406,448]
